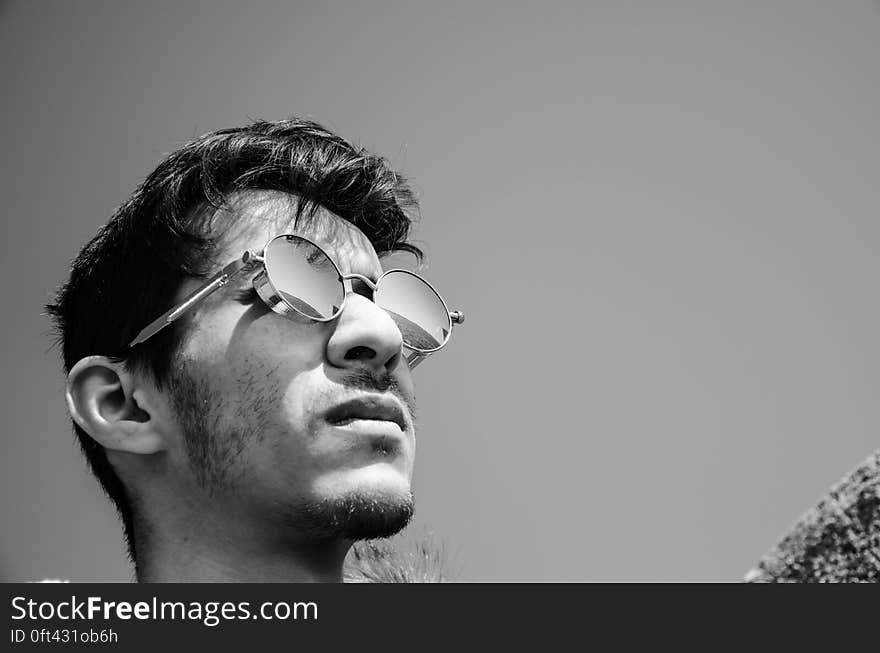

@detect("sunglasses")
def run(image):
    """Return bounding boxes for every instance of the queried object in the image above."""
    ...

[128,234,464,369]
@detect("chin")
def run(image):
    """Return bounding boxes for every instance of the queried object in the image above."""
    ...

[286,465,415,541]
[314,461,413,508]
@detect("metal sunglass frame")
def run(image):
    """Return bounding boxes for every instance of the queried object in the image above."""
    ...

[128,234,464,369]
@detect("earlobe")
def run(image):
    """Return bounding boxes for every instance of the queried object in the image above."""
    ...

[66,356,168,455]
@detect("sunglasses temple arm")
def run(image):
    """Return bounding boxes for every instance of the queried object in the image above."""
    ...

[128,251,259,347]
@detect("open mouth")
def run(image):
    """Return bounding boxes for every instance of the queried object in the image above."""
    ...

[325,396,407,431]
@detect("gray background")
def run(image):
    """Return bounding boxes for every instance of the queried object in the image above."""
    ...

[2,1,879,582]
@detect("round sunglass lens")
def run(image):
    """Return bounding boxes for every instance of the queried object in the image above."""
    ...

[264,236,343,319]
[375,270,451,352]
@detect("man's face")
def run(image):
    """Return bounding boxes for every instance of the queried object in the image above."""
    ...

[161,191,417,542]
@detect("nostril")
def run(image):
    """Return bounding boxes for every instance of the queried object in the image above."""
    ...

[344,346,376,361]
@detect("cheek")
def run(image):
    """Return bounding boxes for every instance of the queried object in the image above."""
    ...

[182,299,329,376]
[274,372,317,437]
[177,305,330,426]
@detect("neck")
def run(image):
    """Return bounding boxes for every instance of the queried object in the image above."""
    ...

[134,511,351,583]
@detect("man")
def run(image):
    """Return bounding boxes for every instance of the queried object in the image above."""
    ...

[47,118,462,582]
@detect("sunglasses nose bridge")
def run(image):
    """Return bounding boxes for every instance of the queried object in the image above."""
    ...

[340,272,379,292]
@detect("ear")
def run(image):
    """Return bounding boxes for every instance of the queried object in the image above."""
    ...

[66,356,170,455]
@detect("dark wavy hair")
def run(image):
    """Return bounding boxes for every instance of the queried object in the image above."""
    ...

[46,118,422,564]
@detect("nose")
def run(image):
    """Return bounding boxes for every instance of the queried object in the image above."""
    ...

[325,293,404,373]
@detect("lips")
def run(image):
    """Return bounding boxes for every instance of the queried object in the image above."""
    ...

[325,396,408,431]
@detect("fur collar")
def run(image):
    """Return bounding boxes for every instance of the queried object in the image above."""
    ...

[745,449,880,582]
[344,539,451,583]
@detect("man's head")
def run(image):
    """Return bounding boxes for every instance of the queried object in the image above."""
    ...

[47,119,430,574]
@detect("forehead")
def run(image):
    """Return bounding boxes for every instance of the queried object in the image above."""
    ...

[210,190,381,275]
